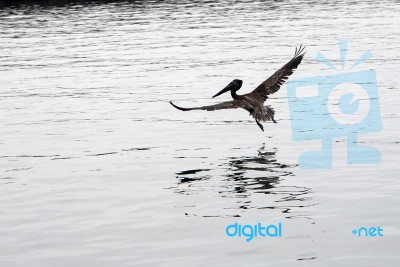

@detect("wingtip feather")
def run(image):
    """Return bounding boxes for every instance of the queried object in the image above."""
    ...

[170,101,191,111]
[294,44,306,58]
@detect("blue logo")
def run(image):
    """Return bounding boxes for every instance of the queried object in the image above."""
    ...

[352,226,384,237]
[225,222,282,242]
[287,40,382,169]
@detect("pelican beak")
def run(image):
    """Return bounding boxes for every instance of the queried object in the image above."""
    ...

[213,83,233,98]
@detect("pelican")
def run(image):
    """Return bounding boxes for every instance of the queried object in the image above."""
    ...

[170,45,306,131]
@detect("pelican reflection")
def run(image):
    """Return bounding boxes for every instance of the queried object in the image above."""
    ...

[172,144,315,218]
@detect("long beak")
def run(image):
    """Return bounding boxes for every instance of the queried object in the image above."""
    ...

[213,83,233,98]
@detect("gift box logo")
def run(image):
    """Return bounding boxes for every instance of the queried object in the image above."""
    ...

[287,40,382,169]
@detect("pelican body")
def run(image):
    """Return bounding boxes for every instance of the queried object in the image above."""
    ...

[170,45,306,131]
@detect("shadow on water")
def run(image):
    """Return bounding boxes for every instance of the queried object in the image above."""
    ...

[172,144,315,218]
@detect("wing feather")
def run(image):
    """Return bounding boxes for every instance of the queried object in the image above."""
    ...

[170,100,239,111]
[249,45,306,102]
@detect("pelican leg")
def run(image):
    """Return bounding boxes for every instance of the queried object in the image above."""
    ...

[272,117,277,123]
[256,120,264,132]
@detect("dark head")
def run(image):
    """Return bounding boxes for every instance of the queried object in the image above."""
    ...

[213,79,243,98]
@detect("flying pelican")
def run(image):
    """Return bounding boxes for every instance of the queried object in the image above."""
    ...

[170,45,306,131]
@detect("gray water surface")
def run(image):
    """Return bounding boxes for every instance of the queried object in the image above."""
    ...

[0,1,399,266]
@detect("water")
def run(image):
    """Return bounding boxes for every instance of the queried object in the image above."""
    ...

[0,0,399,266]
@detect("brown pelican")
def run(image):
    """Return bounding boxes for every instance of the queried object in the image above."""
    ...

[170,45,305,131]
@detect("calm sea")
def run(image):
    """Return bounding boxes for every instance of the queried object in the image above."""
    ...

[0,0,399,266]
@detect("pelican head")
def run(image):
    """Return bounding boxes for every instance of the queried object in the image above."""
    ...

[213,79,243,98]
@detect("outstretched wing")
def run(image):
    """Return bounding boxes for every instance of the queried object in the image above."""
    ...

[248,45,306,102]
[170,100,239,111]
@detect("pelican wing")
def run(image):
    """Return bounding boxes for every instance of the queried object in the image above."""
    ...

[170,100,239,111]
[249,45,306,102]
